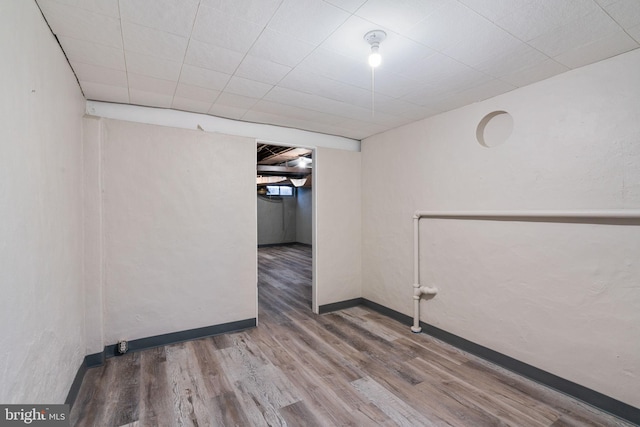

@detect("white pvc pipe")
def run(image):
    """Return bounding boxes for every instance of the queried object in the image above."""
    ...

[410,209,640,333]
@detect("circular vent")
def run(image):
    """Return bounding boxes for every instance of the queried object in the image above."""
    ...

[476,111,513,148]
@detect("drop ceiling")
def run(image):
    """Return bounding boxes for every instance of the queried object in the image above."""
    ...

[36,0,640,141]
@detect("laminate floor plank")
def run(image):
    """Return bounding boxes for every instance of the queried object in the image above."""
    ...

[70,244,634,427]
[165,342,215,427]
[138,347,175,427]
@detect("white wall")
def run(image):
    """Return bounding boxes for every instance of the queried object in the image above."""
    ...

[0,0,85,403]
[296,187,313,245]
[100,119,257,344]
[315,148,362,308]
[362,49,640,407]
[83,116,104,355]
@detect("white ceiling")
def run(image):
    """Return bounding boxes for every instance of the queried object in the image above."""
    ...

[36,0,640,140]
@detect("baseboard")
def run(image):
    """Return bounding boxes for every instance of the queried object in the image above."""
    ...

[64,358,88,407]
[84,351,105,368]
[257,242,312,248]
[319,297,363,314]
[66,318,256,408]
[257,242,298,248]
[104,318,257,358]
[360,299,640,426]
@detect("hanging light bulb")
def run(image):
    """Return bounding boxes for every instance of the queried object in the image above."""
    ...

[368,44,382,68]
[364,30,386,68]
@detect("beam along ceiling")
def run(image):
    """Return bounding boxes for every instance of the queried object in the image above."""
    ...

[37,0,640,141]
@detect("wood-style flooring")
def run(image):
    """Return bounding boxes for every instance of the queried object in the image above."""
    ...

[70,244,632,426]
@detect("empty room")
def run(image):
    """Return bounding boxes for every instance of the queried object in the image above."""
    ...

[1,0,639,426]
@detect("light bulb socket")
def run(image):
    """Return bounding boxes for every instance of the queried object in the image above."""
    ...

[364,30,386,68]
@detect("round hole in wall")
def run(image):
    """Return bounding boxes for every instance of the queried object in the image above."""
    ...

[476,111,513,148]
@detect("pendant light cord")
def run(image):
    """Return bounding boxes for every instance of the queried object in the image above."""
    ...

[371,67,375,118]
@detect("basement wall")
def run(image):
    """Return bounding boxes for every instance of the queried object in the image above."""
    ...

[100,119,258,344]
[257,195,297,245]
[257,187,312,246]
[0,1,86,403]
[296,187,313,245]
[361,49,640,407]
[315,147,362,307]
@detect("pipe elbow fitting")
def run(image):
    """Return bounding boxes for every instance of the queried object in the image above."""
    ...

[419,286,438,296]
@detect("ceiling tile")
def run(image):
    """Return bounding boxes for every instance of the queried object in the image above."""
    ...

[208,104,249,120]
[70,61,128,87]
[263,86,394,124]
[602,0,640,29]
[125,52,182,81]
[184,39,245,74]
[120,0,199,38]
[595,0,618,6]
[267,0,350,44]
[200,0,281,27]
[37,0,120,18]
[224,76,274,98]
[553,30,638,68]
[452,79,516,104]
[297,48,370,89]
[279,68,371,107]
[81,81,129,103]
[251,100,346,125]
[215,93,261,109]
[399,52,492,91]
[401,76,513,108]
[366,70,422,98]
[355,0,446,34]
[127,73,177,95]
[441,22,524,69]
[407,1,494,52]
[474,43,550,79]
[235,55,292,85]
[497,0,599,42]
[499,59,569,87]
[174,83,220,103]
[628,24,640,43]
[192,5,263,54]
[171,97,213,114]
[37,1,122,48]
[122,22,189,62]
[456,0,535,22]
[179,65,231,91]
[130,89,173,108]
[248,29,316,67]
[323,0,367,13]
[412,79,515,112]
[58,36,125,70]
[529,9,625,57]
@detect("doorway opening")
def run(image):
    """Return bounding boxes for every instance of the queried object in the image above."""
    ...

[256,143,314,312]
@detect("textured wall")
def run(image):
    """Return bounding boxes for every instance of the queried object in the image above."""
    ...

[361,49,640,407]
[0,1,86,403]
[101,119,257,344]
[315,148,362,308]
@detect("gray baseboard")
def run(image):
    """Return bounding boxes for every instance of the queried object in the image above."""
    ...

[319,297,363,314]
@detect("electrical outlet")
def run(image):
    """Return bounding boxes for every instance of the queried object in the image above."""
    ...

[117,340,128,355]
